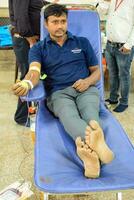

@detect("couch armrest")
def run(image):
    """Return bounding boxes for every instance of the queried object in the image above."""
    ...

[21,81,46,102]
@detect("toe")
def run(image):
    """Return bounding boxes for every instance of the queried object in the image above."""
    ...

[81,141,85,147]
[85,126,92,135]
[89,120,100,130]
[85,130,89,136]
[87,148,92,153]
[85,135,90,141]
[85,135,90,146]
[75,137,83,148]
[92,150,98,158]
[85,144,89,149]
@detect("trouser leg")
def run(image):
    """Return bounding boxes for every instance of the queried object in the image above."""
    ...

[115,47,134,105]
[105,43,119,102]
[76,86,100,125]
[12,37,29,79]
[47,87,88,140]
[12,37,30,124]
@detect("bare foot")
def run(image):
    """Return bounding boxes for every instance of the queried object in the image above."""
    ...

[75,137,100,178]
[85,120,114,164]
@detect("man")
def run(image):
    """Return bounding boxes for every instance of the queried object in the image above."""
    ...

[13,4,114,178]
[102,0,134,112]
[8,0,46,126]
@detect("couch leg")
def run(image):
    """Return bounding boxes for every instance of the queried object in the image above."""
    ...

[39,192,49,200]
[116,192,122,200]
[43,192,49,200]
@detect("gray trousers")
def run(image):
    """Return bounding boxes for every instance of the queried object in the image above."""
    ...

[47,86,100,141]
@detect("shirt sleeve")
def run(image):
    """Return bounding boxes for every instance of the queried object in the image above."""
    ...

[8,0,15,26]
[82,37,99,67]
[124,24,134,49]
[29,43,42,64]
[13,0,33,37]
[97,0,110,17]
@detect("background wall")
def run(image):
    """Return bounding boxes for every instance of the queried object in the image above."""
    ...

[0,0,8,8]
[0,0,8,17]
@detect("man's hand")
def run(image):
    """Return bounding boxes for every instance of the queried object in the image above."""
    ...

[119,46,131,54]
[12,69,40,96]
[72,66,100,92]
[72,79,90,92]
[12,80,30,96]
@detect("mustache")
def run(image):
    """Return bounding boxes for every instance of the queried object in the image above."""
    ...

[55,29,65,32]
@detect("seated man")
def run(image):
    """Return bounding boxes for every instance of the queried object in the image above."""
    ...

[13,4,114,178]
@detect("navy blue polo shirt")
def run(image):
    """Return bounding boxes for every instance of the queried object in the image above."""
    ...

[29,32,98,96]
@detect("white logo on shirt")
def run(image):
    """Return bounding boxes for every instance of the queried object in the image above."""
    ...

[71,49,82,53]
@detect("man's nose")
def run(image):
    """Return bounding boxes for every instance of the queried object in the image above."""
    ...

[57,22,63,27]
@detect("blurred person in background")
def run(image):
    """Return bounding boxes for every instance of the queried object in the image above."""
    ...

[98,0,134,112]
[8,0,46,126]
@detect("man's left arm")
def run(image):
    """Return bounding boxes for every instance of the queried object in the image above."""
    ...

[121,19,134,53]
[72,66,100,92]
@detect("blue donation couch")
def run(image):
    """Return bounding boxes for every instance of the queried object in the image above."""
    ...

[24,9,134,200]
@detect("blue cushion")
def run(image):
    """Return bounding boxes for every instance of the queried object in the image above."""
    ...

[0,25,13,47]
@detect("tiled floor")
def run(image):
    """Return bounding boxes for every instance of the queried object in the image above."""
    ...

[0,50,134,199]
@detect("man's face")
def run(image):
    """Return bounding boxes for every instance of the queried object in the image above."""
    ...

[45,14,67,38]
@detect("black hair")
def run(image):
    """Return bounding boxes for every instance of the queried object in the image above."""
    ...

[44,4,68,20]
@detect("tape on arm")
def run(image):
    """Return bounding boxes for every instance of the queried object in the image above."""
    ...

[23,80,34,90]
[29,66,41,74]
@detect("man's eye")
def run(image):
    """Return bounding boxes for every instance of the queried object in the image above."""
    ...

[61,20,66,24]
[53,21,58,24]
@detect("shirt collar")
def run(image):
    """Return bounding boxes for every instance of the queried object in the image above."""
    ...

[46,31,74,44]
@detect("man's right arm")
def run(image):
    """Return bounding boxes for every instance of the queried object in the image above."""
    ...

[12,43,42,96]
